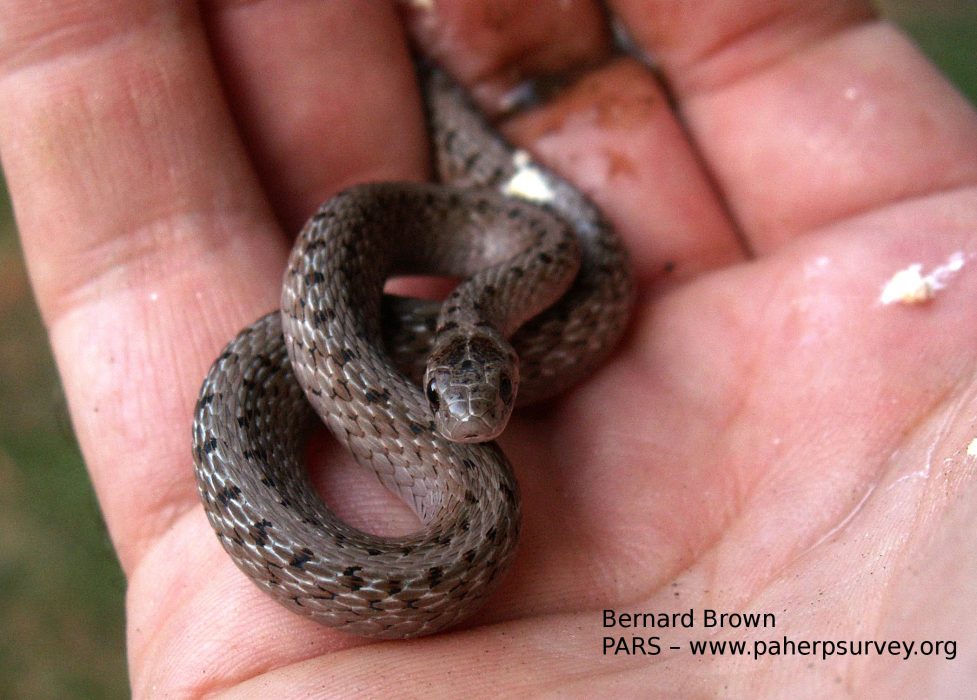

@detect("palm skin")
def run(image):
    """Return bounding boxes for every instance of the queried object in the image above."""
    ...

[1,1,974,697]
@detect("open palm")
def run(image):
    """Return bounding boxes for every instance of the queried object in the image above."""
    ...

[3,1,974,696]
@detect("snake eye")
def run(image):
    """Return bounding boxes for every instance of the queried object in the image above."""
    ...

[498,374,513,404]
[425,377,440,411]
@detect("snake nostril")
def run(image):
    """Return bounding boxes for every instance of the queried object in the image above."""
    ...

[426,377,440,411]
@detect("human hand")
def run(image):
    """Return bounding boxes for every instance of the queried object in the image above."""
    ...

[2,1,974,696]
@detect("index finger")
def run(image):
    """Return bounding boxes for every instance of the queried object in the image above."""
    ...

[610,0,977,249]
[0,1,419,576]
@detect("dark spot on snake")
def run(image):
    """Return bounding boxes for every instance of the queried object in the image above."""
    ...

[343,565,362,577]
[364,388,391,404]
[203,437,218,454]
[506,207,521,220]
[463,152,479,171]
[460,359,474,370]
[341,348,356,362]
[385,580,403,595]
[279,496,292,509]
[292,596,304,607]
[462,458,476,471]
[408,422,426,435]
[217,350,234,363]
[463,548,477,564]
[304,271,325,285]
[486,526,498,542]
[556,240,571,252]
[400,545,414,555]
[484,284,496,295]
[313,309,333,324]
[366,548,382,556]
[289,548,315,569]
[438,320,458,333]
[538,252,553,264]
[465,490,478,504]
[428,566,444,586]
[302,237,327,252]
[236,416,248,428]
[216,484,241,505]
[242,448,267,462]
[459,517,470,531]
[251,519,273,547]
[511,266,524,277]
[198,393,214,407]
[435,534,452,546]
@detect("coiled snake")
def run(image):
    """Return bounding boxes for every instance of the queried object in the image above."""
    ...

[193,63,634,639]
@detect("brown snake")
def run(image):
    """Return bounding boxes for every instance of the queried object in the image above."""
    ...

[192,63,634,639]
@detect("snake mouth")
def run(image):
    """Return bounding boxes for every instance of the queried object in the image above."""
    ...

[437,410,505,443]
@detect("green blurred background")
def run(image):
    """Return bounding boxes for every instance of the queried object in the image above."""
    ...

[0,3,975,697]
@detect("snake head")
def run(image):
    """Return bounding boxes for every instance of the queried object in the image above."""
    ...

[424,332,519,443]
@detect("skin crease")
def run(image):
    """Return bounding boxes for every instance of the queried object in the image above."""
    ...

[1,0,976,696]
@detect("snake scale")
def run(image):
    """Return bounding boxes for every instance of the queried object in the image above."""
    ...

[193,62,634,639]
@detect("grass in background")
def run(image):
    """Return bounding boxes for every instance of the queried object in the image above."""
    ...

[0,178,128,697]
[0,5,973,698]
[883,0,977,101]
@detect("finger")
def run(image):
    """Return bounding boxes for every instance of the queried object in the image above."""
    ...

[610,0,977,250]
[202,0,427,231]
[0,1,283,570]
[405,0,747,282]
[0,1,419,578]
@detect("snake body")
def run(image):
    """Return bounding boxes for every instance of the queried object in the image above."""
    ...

[193,64,633,639]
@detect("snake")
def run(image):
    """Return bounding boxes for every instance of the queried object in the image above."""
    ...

[192,62,634,639]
